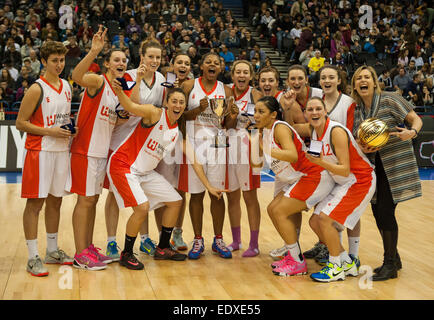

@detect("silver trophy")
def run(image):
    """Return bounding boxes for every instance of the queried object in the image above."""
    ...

[209,97,230,148]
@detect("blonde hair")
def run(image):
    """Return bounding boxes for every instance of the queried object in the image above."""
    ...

[351,65,382,105]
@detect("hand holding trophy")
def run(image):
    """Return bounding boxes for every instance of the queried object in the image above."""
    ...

[209,97,230,148]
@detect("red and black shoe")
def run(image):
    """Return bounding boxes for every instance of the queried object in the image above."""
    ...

[119,251,144,270]
[154,247,187,261]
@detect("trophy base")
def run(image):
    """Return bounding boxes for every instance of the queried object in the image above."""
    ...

[211,143,230,148]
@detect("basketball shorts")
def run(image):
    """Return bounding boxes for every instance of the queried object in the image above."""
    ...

[108,169,182,209]
[65,153,107,197]
[21,149,69,199]
[313,172,376,230]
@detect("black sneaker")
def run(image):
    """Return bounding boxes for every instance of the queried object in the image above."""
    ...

[303,242,327,259]
[154,247,187,261]
[119,251,144,270]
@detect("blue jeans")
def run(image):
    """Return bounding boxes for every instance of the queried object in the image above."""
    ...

[276,30,290,51]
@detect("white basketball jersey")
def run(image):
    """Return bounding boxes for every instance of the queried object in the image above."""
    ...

[25,77,72,152]
[232,85,255,130]
[326,93,356,128]
[111,109,179,175]
[187,77,226,138]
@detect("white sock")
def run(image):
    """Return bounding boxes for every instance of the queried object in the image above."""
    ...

[348,237,360,257]
[107,236,116,244]
[140,234,148,242]
[340,250,352,264]
[26,239,39,259]
[329,255,341,267]
[287,243,302,263]
[338,231,343,244]
[46,233,58,253]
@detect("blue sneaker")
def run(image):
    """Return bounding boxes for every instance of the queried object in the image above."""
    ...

[106,241,120,262]
[349,254,361,269]
[212,236,232,259]
[310,262,345,282]
[140,237,156,256]
[188,236,204,260]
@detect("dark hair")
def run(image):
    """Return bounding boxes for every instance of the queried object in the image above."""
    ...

[104,49,126,62]
[287,64,307,77]
[318,65,347,92]
[257,96,282,120]
[166,87,186,102]
[171,53,191,65]
[199,52,220,65]
[306,97,326,110]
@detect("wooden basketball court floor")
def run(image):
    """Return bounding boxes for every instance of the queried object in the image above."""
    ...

[0,179,433,300]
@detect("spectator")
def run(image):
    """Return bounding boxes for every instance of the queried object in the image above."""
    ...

[76,20,94,41]
[422,84,433,105]
[308,50,325,75]
[0,68,15,89]
[406,60,418,79]
[103,4,118,22]
[410,51,424,70]
[404,73,423,105]
[249,44,266,64]
[299,45,315,68]
[219,44,235,64]
[393,67,411,93]
[179,35,193,54]
[126,18,141,38]
[363,38,377,54]
[28,49,41,77]
[65,36,82,59]
[258,10,274,39]
[378,70,393,91]
[15,78,29,102]
[274,14,292,54]
[290,0,308,19]
[289,22,302,40]
[224,29,240,49]
[20,37,35,60]
[15,65,35,89]
[240,29,256,50]
[196,32,211,49]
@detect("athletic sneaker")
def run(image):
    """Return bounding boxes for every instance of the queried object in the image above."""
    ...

[154,247,187,261]
[106,241,121,262]
[140,237,156,256]
[303,242,327,259]
[88,244,113,264]
[272,256,307,276]
[170,229,187,251]
[212,236,232,259]
[314,246,329,266]
[119,251,144,270]
[271,252,293,269]
[188,236,205,260]
[310,262,345,282]
[27,256,49,277]
[343,255,359,277]
[269,245,289,261]
[73,249,107,271]
[349,254,361,269]
[44,248,74,265]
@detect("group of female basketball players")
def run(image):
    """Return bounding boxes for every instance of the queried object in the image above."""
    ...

[17,25,422,283]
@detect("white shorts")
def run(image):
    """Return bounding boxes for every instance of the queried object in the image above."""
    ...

[283,170,334,209]
[155,160,179,188]
[313,172,376,230]
[21,149,69,198]
[227,164,261,192]
[108,169,182,209]
[65,153,107,197]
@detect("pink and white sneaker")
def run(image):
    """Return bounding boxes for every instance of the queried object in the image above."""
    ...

[272,256,307,276]
[73,248,107,271]
[271,252,293,269]
[88,244,113,264]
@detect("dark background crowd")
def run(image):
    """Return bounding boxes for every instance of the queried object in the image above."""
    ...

[0,0,433,112]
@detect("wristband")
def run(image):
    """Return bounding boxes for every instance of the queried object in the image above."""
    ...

[411,128,418,138]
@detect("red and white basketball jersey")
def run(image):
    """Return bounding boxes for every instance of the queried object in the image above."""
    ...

[274,90,284,103]
[232,85,255,130]
[187,77,226,137]
[125,69,165,106]
[25,77,72,152]
[296,86,323,110]
[110,109,179,175]
[325,93,356,130]
[263,120,322,183]
[312,118,374,185]
[70,74,120,158]
[110,70,164,152]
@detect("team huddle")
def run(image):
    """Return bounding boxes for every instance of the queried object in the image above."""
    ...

[16,25,421,284]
